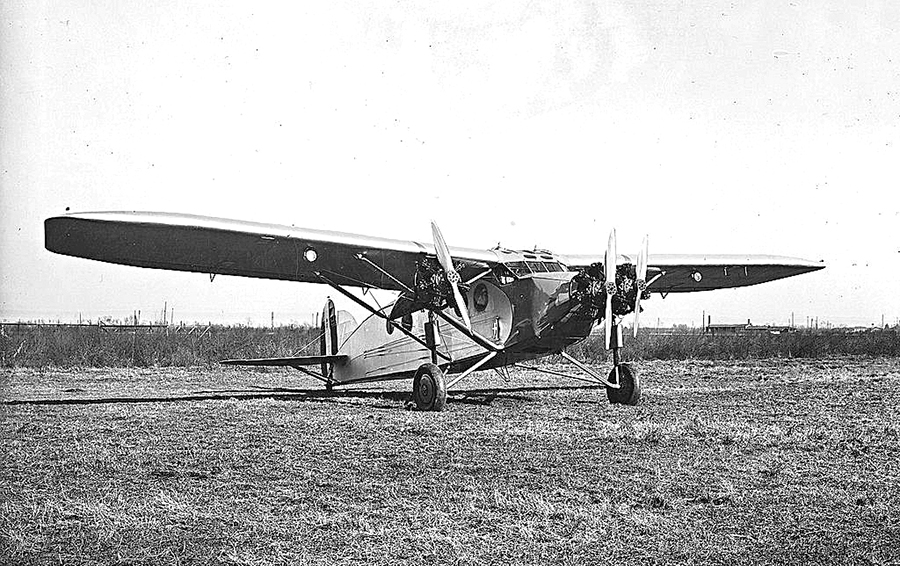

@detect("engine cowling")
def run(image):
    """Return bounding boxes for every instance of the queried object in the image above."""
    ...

[388,256,464,321]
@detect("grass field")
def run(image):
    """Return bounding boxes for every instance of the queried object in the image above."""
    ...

[2,358,899,565]
[3,324,898,368]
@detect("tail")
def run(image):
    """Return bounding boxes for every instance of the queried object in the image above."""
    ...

[220,301,350,372]
[220,298,353,374]
[320,298,338,379]
[319,298,358,381]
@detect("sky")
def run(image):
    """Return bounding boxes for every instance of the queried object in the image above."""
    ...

[1,1,898,328]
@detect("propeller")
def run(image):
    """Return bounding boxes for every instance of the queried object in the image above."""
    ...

[633,235,649,338]
[604,228,617,350]
[431,221,472,332]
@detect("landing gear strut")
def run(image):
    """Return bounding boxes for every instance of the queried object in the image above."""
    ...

[606,323,641,405]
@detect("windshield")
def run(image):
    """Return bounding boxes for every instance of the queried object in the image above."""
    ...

[505,261,531,276]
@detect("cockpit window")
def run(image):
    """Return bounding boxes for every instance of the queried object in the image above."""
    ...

[543,262,564,272]
[505,261,531,276]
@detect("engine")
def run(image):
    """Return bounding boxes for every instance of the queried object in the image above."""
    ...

[570,262,650,322]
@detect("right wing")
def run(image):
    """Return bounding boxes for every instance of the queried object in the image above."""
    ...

[45,211,501,291]
[220,354,348,368]
[561,253,825,293]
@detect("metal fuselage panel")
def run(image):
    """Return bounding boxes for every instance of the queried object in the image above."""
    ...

[332,272,594,383]
[494,272,594,365]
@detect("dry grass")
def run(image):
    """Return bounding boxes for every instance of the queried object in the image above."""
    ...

[571,328,900,361]
[3,325,897,369]
[0,325,321,368]
[2,358,900,565]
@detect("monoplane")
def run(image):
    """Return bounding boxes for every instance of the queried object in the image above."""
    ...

[45,212,824,410]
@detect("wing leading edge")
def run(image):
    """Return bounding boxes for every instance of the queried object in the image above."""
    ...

[44,211,500,291]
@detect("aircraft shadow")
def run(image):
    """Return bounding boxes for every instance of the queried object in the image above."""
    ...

[2,384,601,408]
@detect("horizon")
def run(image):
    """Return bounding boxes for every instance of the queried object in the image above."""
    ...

[2,305,893,330]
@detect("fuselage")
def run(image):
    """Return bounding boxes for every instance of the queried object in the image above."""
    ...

[332,249,595,384]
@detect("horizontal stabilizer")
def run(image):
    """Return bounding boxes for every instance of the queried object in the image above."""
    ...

[221,354,348,368]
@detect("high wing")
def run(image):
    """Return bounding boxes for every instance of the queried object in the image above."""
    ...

[560,252,825,293]
[44,211,501,291]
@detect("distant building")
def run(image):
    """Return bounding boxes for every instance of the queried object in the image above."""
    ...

[705,322,795,335]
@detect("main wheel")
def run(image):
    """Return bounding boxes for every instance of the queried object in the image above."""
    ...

[412,363,447,411]
[606,363,641,406]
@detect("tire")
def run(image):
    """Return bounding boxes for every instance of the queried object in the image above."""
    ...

[412,363,447,411]
[606,363,641,406]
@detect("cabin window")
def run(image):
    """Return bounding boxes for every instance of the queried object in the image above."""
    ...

[473,283,489,312]
[544,262,564,272]
[526,261,548,273]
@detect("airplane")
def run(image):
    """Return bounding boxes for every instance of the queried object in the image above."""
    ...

[44,211,824,410]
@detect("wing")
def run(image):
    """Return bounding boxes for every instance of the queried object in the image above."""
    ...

[45,212,501,291]
[560,253,824,293]
[220,354,347,368]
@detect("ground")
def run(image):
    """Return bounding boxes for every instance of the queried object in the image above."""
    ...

[2,358,899,565]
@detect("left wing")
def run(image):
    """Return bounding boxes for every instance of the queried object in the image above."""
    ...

[561,253,824,293]
[45,211,500,291]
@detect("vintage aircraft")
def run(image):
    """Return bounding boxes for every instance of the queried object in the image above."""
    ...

[44,211,824,410]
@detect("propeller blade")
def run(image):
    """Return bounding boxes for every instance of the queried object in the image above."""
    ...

[450,283,471,331]
[633,235,649,338]
[604,228,617,349]
[431,221,472,331]
[431,221,452,274]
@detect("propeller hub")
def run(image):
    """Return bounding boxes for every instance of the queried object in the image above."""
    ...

[604,281,617,296]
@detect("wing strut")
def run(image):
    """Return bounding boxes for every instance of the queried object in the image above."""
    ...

[511,361,619,388]
[446,351,497,389]
[355,253,415,294]
[352,249,500,355]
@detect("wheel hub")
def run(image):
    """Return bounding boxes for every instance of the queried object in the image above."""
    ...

[418,376,434,401]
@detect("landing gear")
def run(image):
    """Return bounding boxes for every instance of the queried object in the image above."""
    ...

[606,322,641,405]
[412,363,447,411]
[606,363,641,405]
